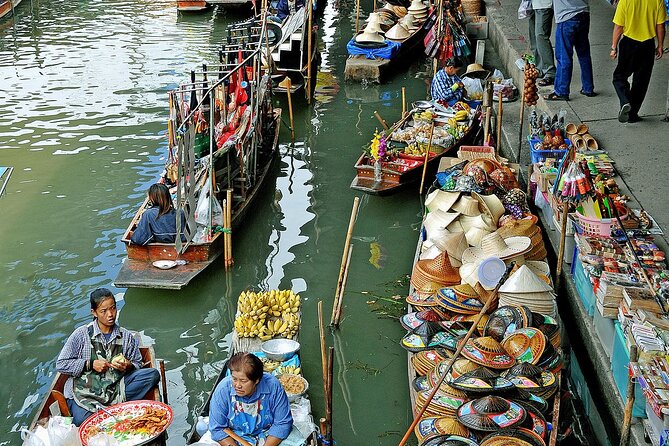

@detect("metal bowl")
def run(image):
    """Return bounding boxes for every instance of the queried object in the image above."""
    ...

[152,260,177,270]
[276,373,309,402]
[261,338,300,362]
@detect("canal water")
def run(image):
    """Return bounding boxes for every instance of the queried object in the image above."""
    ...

[0,0,436,443]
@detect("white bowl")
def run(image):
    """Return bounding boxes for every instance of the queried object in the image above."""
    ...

[261,338,300,362]
[277,373,309,402]
[152,260,177,270]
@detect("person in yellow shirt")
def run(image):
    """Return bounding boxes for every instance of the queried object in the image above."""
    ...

[611,0,667,122]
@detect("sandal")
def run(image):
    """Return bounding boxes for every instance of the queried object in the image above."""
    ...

[537,78,554,87]
[544,92,569,101]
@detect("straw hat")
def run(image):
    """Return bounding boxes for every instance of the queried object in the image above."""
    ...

[425,210,461,238]
[411,251,461,293]
[400,13,419,31]
[459,262,479,288]
[463,63,490,79]
[498,293,556,317]
[460,336,516,369]
[483,306,527,341]
[465,226,493,247]
[385,23,410,41]
[415,416,471,444]
[453,196,482,217]
[499,265,553,294]
[407,0,428,12]
[457,396,526,431]
[462,232,532,264]
[426,190,461,213]
[419,243,442,261]
[363,13,384,33]
[383,3,407,18]
[355,29,384,43]
[435,231,468,263]
[451,367,515,394]
[460,214,495,233]
[471,192,505,226]
[438,287,483,313]
[501,328,547,365]
[496,220,538,239]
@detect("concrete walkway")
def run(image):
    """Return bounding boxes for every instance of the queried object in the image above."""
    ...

[480,0,669,445]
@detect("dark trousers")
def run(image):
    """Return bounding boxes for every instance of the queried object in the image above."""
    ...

[554,12,594,97]
[612,35,656,116]
[66,367,161,425]
[528,8,557,79]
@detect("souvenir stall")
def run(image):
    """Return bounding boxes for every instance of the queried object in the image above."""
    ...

[530,120,669,445]
[397,147,575,446]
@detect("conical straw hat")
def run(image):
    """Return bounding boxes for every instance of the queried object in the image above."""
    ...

[452,196,482,217]
[412,251,461,287]
[499,265,553,294]
[362,17,384,34]
[437,231,468,262]
[408,0,428,12]
[355,29,384,43]
[497,220,538,239]
[462,233,532,264]
[385,23,410,41]
[460,214,495,233]
[465,226,492,247]
[401,13,419,30]
[426,190,461,213]
[425,210,461,239]
[471,192,505,226]
[419,243,442,260]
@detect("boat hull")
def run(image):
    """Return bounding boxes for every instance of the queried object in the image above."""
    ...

[176,0,210,12]
[0,0,22,19]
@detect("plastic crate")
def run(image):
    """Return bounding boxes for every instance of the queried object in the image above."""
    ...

[529,136,569,164]
[465,16,488,40]
[611,322,646,418]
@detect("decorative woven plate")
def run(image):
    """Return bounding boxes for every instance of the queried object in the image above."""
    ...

[438,287,484,313]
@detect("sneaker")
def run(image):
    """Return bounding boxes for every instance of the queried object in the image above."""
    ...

[628,114,643,123]
[618,103,631,123]
[580,90,598,97]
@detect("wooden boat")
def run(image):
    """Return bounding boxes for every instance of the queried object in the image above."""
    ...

[177,0,211,12]
[0,0,21,19]
[115,22,282,290]
[344,11,432,83]
[350,110,480,196]
[29,343,167,445]
[185,290,318,444]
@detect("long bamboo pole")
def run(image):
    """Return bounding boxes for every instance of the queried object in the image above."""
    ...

[555,204,569,289]
[419,122,436,193]
[318,301,328,395]
[331,197,361,325]
[548,370,562,446]
[401,86,407,117]
[398,265,512,446]
[226,189,234,267]
[222,198,229,268]
[284,78,295,141]
[159,359,169,405]
[333,245,354,326]
[496,93,503,154]
[355,0,361,33]
[619,344,638,446]
[326,347,334,444]
[518,87,526,163]
[374,110,389,130]
[306,0,313,104]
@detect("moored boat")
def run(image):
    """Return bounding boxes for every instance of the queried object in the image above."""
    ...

[350,102,480,195]
[177,0,211,12]
[114,18,283,290]
[0,0,21,19]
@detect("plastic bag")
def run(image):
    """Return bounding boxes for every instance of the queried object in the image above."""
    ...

[21,428,48,446]
[87,433,119,446]
[518,0,531,19]
[194,178,223,227]
[462,77,483,101]
[47,417,80,446]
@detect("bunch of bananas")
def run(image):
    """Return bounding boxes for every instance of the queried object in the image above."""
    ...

[454,110,469,121]
[235,289,302,339]
[274,365,301,375]
[413,110,435,122]
[453,102,471,112]
[261,357,282,372]
[404,142,428,156]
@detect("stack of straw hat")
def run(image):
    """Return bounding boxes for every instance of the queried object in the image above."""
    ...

[355,13,385,44]
[407,0,429,23]
[411,251,461,295]
[498,265,556,316]
[497,219,547,261]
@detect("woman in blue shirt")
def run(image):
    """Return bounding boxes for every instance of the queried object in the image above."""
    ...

[131,183,186,245]
[209,353,293,446]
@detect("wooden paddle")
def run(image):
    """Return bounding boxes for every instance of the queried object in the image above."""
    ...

[398,263,514,446]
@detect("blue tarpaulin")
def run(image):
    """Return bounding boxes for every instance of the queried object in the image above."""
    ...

[346,39,401,60]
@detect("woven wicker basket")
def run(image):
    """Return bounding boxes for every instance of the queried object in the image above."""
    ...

[462,0,482,17]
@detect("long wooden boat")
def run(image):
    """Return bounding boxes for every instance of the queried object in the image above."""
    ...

[177,0,211,12]
[29,343,166,445]
[185,289,318,445]
[350,112,480,196]
[0,0,21,19]
[114,109,281,290]
[344,10,431,83]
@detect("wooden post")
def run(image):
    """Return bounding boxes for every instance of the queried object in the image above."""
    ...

[401,86,407,117]
[374,110,389,130]
[306,0,313,104]
[518,87,526,163]
[355,0,361,33]
[331,197,361,325]
[226,189,234,268]
[285,79,295,141]
[318,300,328,406]
[619,345,639,446]
[222,198,229,268]
[483,107,492,146]
[555,203,569,289]
[398,265,512,446]
[496,93,503,155]
[159,359,168,405]
[326,347,334,444]
[527,164,533,196]
[333,245,353,326]
[419,122,435,193]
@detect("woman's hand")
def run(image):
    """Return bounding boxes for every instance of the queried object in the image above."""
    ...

[217,439,238,446]
[110,357,132,373]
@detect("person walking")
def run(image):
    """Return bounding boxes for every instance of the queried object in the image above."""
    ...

[543,0,596,101]
[611,0,667,122]
[528,0,557,86]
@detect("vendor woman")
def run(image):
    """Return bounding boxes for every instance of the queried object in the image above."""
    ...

[431,58,467,105]
[56,288,161,425]
[130,183,186,245]
[209,352,293,446]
